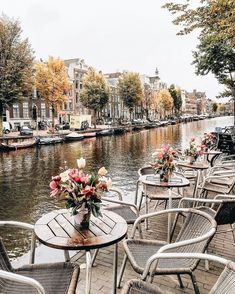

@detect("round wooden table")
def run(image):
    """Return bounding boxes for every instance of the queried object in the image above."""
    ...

[139,174,190,241]
[34,209,127,294]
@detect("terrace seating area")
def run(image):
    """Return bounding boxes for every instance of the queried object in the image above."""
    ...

[0,147,235,294]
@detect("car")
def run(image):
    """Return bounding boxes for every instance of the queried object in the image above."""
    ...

[20,126,33,136]
[55,122,70,131]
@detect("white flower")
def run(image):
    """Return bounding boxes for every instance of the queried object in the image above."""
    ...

[60,170,70,182]
[77,157,86,169]
[106,178,112,189]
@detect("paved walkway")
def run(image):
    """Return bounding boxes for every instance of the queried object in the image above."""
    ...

[73,199,235,294]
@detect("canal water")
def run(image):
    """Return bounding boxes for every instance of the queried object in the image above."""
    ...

[0,116,232,259]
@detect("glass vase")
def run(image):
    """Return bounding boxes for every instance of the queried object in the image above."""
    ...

[74,205,91,230]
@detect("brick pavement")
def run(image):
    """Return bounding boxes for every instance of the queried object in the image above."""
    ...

[74,198,235,294]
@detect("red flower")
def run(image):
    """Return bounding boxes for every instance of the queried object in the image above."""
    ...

[81,186,95,199]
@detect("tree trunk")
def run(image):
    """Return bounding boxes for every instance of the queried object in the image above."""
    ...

[0,103,3,137]
[93,109,97,129]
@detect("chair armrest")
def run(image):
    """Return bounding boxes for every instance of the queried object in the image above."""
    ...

[203,174,235,182]
[0,221,36,264]
[0,270,45,294]
[214,194,235,200]
[179,197,222,208]
[0,221,34,230]
[107,187,125,201]
[102,197,139,216]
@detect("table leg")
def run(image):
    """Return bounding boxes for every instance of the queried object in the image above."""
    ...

[64,250,70,262]
[193,170,200,198]
[144,185,149,230]
[85,250,92,294]
[167,188,172,243]
[112,244,118,294]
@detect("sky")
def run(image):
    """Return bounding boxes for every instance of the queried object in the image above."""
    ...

[1,0,227,101]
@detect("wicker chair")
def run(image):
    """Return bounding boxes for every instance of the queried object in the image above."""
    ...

[198,172,235,198]
[136,166,183,215]
[177,194,235,243]
[117,208,216,294]
[0,221,79,294]
[121,253,235,294]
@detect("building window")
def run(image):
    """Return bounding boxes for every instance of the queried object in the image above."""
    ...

[23,102,29,118]
[13,104,19,118]
[76,93,79,104]
[41,103,46,119]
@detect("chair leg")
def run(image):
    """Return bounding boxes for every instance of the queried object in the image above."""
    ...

[91,249,99,266]
[177,274,184,288]
[189,273,200,294]
[230,224,235,244]
[117,254,128,288]
[138,223,143,239]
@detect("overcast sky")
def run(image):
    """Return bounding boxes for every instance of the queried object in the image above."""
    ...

[1,0,226,101]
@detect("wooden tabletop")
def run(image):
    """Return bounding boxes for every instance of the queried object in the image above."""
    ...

[176,161,210,170]
[34,209,127,251]
[139,174,190,188]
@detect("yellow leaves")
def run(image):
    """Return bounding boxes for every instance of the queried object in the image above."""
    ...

[155,89,173,112]
[34,56,70,107]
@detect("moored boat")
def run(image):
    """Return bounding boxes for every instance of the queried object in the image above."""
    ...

[96,129,114,136]
[81,132,96,138]
[64,132,84,141]
[0,139,37,151]
[37,136,64,145]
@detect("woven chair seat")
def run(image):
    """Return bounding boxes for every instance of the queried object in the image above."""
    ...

[210,261,235,293]
[0,238,79,294]
[121,279,166,294]
[202,182,232,194]
[0,262,79,294]
[105,205,138,224]
[210,178,234,186]
[124,239,198,275]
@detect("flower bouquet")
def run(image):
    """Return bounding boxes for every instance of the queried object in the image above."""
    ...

[49,157,112,229]
[151,144,176,182]
[201,132,217,151]
[184,138,204,164]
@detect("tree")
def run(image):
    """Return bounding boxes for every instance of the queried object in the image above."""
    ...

[79,68,110,129]
[117,72,143,120]
[218,103,225,115]
[35,57,70,128]
[154,89,173,119]
[0,14,34,135]
[168,84,182,115]
[162,1,235,47]
[212,102,218,113]
[163,0,235,119]
[192,36,235,98]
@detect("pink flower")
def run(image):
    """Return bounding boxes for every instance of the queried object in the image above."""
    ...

[52,175,61,182]
[158,154,163,160]
[50,180,59,190]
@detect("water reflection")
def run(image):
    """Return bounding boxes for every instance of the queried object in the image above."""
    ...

[0,116,232,258]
